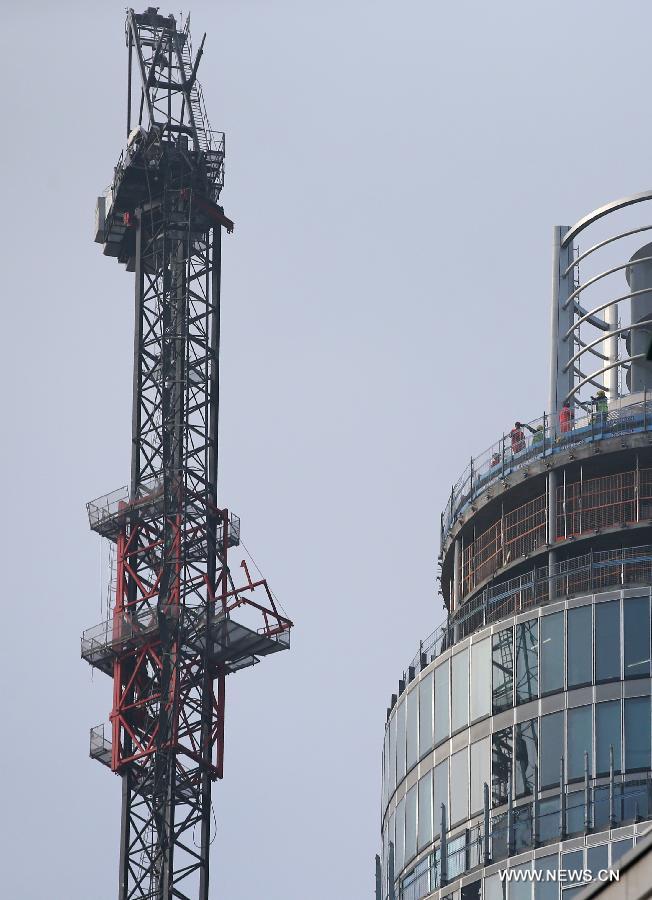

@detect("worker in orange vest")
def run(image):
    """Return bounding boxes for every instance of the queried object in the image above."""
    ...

[510,422,526,453]
[559,400,573,433]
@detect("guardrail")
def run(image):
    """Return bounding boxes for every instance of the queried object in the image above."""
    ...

[403,543,652,685]
[398,775,651,900]
[440,396,652,550]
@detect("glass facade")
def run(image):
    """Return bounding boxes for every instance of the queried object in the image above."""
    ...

[567,605,591,688]
[516,619,538,704]
[514,718,537,797]
[624,596,650,678]
[471,638,491,721]
[434,661,450,745]
[595,600,620,682]
[419,671,434,758]
[451,648,469,733]
[492,628,514,714]
[382,592,652,900]
[540,612,564,695]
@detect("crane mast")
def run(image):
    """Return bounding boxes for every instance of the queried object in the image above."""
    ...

[82,9,292,899]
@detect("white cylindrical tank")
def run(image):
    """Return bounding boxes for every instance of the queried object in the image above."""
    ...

[626,242,652,392]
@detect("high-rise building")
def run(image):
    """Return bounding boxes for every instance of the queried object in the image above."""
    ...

[378,192,652,900]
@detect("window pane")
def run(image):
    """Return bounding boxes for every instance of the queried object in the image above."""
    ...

[510,864,532,900]
[419,672,434,758]
[567,705,592,781]
[624,596,650,679]
[492,726,513,806]
[625,696,651,770]
[534,855,559,900]
[492,627,514,713]
[540,711,564,789]
[471,637,491,720]
[433,758,449,838]
[461,881,481,900]
[538,796,560,843]
[451,648,469,732]
[540,612,564,694]
[417,770,433,851]
[516,619,538,704]
[395,796,405,874]
[389,713,397,793]
[484,872,507,900]
[434,660,450,745]
[595,600,620,681]
[405,785,417,864]
[515,718,538,797]
[470,736,490,815]
[596,700,621,775]
[450,748,468,825]
[406,688,418,772]
[396,700,406,782]
[567,606,592,687]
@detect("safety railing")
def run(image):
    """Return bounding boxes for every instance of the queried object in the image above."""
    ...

[397,775,652,900]
[405,543,652,681]
[441,396,652,549]
[89,724,112,768]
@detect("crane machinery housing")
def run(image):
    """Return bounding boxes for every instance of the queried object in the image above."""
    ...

[81,8,292,899]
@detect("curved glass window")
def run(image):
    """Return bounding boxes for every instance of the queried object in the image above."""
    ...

[383,728,390,810]
[533,854,559,900]
[516,619,538,704]
[396,700,406,783]
[395,795,405,874]
[451,648,469,732]
[510,864,532,900]
[595,600,621,682]
[625,695,651,771]
[418,671,434,759]
[471,637,491,721]
[406,688,418,772]
[567,705,592,781]
[484,872,507,900]
[450,747,468,825]
[540,612,564,695]
[389,714,396,794]
[417,770,432,852]
[404,784,417,864]
[540,711,563,789]
[596,700,621,775]
[567,605,592,688]
[624,596,650,679]
[515,718,538,798]
[492,726,512,807]
[470,736,490,815]
[493,627,514,714]
[433,758,448,839]
[434,660,450,745]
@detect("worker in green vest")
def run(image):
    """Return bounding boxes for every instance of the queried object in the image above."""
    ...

[592,390,608,429]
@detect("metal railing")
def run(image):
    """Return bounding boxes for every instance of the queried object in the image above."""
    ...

[405,543,652,680]
[441,396,652,549]
[89,724,112,768]
[397,775,652,900]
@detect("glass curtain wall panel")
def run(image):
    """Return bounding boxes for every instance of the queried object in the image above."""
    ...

[516,619,538,704]
[624,597,651,679]
[492,628,514,714]
[540,612,564,695]
[567,605,592,688]
[451,648,470,733]
[595,600,621,682]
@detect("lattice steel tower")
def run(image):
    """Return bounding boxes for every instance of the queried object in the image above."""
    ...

[82,9,292,899]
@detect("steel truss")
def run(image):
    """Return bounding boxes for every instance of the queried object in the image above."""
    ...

[83,9,292,900]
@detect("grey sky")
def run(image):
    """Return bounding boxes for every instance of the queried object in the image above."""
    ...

[1,1,651,897]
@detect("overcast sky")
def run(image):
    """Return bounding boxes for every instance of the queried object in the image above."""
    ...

[2,2,652,898]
